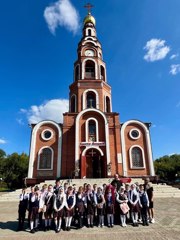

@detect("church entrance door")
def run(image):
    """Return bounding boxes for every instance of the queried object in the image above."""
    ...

[85,148,103,178]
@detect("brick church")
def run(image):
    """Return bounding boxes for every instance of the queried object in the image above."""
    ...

[27,9,155,185]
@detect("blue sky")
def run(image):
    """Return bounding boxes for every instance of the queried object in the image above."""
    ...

[0,0,180,159]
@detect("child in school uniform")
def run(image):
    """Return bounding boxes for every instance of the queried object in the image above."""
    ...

[96,187,105,227]
[128,183,140,227]
[17,187,29,231]
[84,184,97,228]
[39,184,48,230]
[139,184,149,226]
[44,184,54,231]
[64,186,76,231]
[53,187,66,232]
[116,186,129,227]
[29,186,40,233]
[105,186,115,227]
[75,186,85,229]
[124,183,131,223]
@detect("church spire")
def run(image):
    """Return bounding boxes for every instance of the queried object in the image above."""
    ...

[83,3,96,26]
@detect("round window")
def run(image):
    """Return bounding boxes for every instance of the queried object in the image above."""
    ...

[41,129,53,141]
[129,129,141,140]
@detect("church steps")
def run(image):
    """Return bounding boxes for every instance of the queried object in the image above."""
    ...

[0,179,180,202]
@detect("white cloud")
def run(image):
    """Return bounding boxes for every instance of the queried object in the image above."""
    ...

[170,54,179,60]
[20,108,27,113]
[0,139,6,144]
[44,0,80,35]
[22,99,69,124]
[170,64,180,75]
[16,118,25,125]
[144,38,170,62]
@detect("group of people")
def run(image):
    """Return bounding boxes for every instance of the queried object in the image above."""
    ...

[17,174,155,234]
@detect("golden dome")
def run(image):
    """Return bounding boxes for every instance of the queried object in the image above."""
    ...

[84,13,96,26]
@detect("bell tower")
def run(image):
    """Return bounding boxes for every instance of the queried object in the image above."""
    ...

[69,5,112,114]
[62,5,122,178]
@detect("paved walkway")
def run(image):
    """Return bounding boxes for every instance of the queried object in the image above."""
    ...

[0,198,180,240]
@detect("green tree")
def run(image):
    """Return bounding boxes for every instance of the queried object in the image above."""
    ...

[0,149,29,189]
[154,154,180,181]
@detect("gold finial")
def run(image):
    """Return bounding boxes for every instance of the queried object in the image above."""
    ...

[84,2,94,14]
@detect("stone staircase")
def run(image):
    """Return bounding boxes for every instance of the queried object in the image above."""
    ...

[0,178,180,202]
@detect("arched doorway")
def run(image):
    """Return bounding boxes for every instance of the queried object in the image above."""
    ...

[85,148,103,178]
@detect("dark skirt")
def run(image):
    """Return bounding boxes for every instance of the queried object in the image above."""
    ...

[149,201,154,208]
[53,208,64,218]
[29,207,39,220]
[106,204,114,215]
[97,207,105,216]
[76,201,85,214]
[130,203,140,213]
[65,208,74,217]
[44,204,53,218]
[86,204,94,215]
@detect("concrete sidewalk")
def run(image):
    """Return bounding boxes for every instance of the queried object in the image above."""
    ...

[0,198,180,240]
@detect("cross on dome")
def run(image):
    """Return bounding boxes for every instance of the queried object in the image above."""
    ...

[84,2,94,14]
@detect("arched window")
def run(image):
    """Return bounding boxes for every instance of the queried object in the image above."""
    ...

[71,95,76,112]
[88,29,91,36]
[38,148,52,170]
[75,65,79,81]
[100,65,105,80]
[88,120,96,142]
[131,147,143,168]
[106,96,111,112]
[85,60,95,79]
[87,91,96,108]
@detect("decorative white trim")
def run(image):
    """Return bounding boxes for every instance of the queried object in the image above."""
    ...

[129,128,141,140]
[129,145,146,169]
[81,146,104,157]
[100,64,107,82]
[82,89,99,110]
[74,64,80,82]
[75,108,110,174]
[70,94,77,112]
[82,40,97,47]
[85,117,99,142]
[104,95,112,112]
[82,58,98,80]
[41,129,53,141]
[28,120,62,178]
[86,27,96,37]
[121,120,155,176]
[37,146,54,170]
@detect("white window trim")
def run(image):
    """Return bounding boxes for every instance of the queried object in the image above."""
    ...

[121,120,155,176]
[28,120,62,178]
[82,40,97,46]
[74,64,80,82]
[85,117,99,142]
[129,128,141,140]
[82,58,98,80]
[86,27,96,37]
[70,94,77,112]
[104,95,112,112]
[129,145,146,169]
[100,64,107,82]
[82,89,99,110]
[37,146,54,171]
[41,129,54,141]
